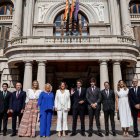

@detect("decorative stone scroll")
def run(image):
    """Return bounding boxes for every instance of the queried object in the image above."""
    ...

[123,24,134,38]
[91,2,104,22]
[38,4,52,23]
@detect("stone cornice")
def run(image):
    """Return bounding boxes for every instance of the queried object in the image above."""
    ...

[37,0,105,2]
[4,35,139,63]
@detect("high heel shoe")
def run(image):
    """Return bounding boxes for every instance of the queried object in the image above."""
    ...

[123,132,126,137]
[126,132,129,137]
[63,131,66,137]
[58,131,61,137]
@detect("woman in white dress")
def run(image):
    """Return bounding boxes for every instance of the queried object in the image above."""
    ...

[55,82,71,137]
[18,80,42,137]
[116,80,133,137]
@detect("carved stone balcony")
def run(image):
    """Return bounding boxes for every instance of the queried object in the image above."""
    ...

[130,13,140,24]
[0,15,13,23]
[7,35,136,46]
[4,35,139,63]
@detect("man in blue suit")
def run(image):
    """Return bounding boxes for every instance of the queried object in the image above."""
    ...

[128,78,140,137]
[0,83,11,136]
[9,82,26,136]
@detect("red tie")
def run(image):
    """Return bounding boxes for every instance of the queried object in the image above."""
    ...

[17,91,20,98]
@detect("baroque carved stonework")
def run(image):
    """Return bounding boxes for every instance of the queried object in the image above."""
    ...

[11,24,21,38]
[123,24,134,38]
[91,2,104,22]
[38,4,53,23]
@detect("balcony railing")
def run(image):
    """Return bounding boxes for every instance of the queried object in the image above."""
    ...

[0,15,13,23]
[130,13,140,22]
[8,36,136,48]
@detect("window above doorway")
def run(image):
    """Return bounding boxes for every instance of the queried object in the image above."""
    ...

[54,11,89,36]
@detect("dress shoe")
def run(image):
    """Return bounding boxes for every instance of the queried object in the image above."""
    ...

[133,134,139,137]
[10,133,16,137]
[97,132,104,137]
[88,133,92,137]
[105,132,109,136]
[81,132,86,136]
[3,133,6,136]
[113,132,116,136]
[70,133,76,136]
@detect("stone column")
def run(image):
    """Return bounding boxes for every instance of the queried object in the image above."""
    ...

[37,61,46,90]
[120,0,134,37]
[11,0,23,38]
[113,61,122,91]
[24,0,35,36]
[100,60,109,90]
[23,61,32,91]
[108,0,121,35]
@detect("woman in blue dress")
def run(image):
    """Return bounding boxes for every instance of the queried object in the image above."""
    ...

[38,83,54,137]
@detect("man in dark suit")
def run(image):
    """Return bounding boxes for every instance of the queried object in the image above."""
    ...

[70,79,86,136]
[101,81,116,136]
[0,83,11,136]
[128,78,140,137]
[86,78,103,137]
[9,82,26,136]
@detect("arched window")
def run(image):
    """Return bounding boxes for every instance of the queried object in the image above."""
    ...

[0,0,14,15]
[54,11,89,36]
[130,1,140,13]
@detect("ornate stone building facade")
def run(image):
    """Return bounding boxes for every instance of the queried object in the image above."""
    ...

[0,0,140,91]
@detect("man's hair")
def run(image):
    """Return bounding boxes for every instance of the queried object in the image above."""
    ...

[90,77,96,84]
[2,83,8,87]
[76,79,83,84]
[104,81,110,85]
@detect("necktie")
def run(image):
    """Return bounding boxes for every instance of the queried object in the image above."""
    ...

[134,87,137,96]
[106,90,109,98]
[17,91,20,98]
[78,89,81,96]
[3,92,6,98]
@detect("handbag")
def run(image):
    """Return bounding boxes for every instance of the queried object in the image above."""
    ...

[117,111,120,120]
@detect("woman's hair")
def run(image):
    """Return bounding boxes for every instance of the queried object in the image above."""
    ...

[45,83,52,92]
[59,81,67,89]
[32,80,39,90]
[117,80,127,91]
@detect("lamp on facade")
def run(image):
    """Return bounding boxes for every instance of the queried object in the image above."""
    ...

[0,0,14,7]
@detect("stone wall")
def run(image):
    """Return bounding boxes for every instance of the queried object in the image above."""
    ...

[0,63,20,91]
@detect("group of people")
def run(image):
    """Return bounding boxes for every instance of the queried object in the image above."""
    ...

[0,78,140,138]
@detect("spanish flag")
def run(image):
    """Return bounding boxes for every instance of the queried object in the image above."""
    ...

[63,0,69,21]
[70,0,76,20]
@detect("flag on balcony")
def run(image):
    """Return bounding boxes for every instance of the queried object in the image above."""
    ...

[64,0,70,21]
[74,0,79,21]
[70,0,75,20]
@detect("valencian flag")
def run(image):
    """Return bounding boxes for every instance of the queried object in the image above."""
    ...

[70,0,75,20]
[74,0,79,21]
[63,0,70,21]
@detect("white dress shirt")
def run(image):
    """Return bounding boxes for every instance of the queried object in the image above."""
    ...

[25,89,42,103]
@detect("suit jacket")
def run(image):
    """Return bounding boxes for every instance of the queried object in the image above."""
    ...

[38,91,54,115]
[101,89,115,111]
[55,89,71,111]
[86,87,101,110]
[10,91,26,112]
[72,87,86,109]
[0,90,11,113]
[128,86,140,109]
